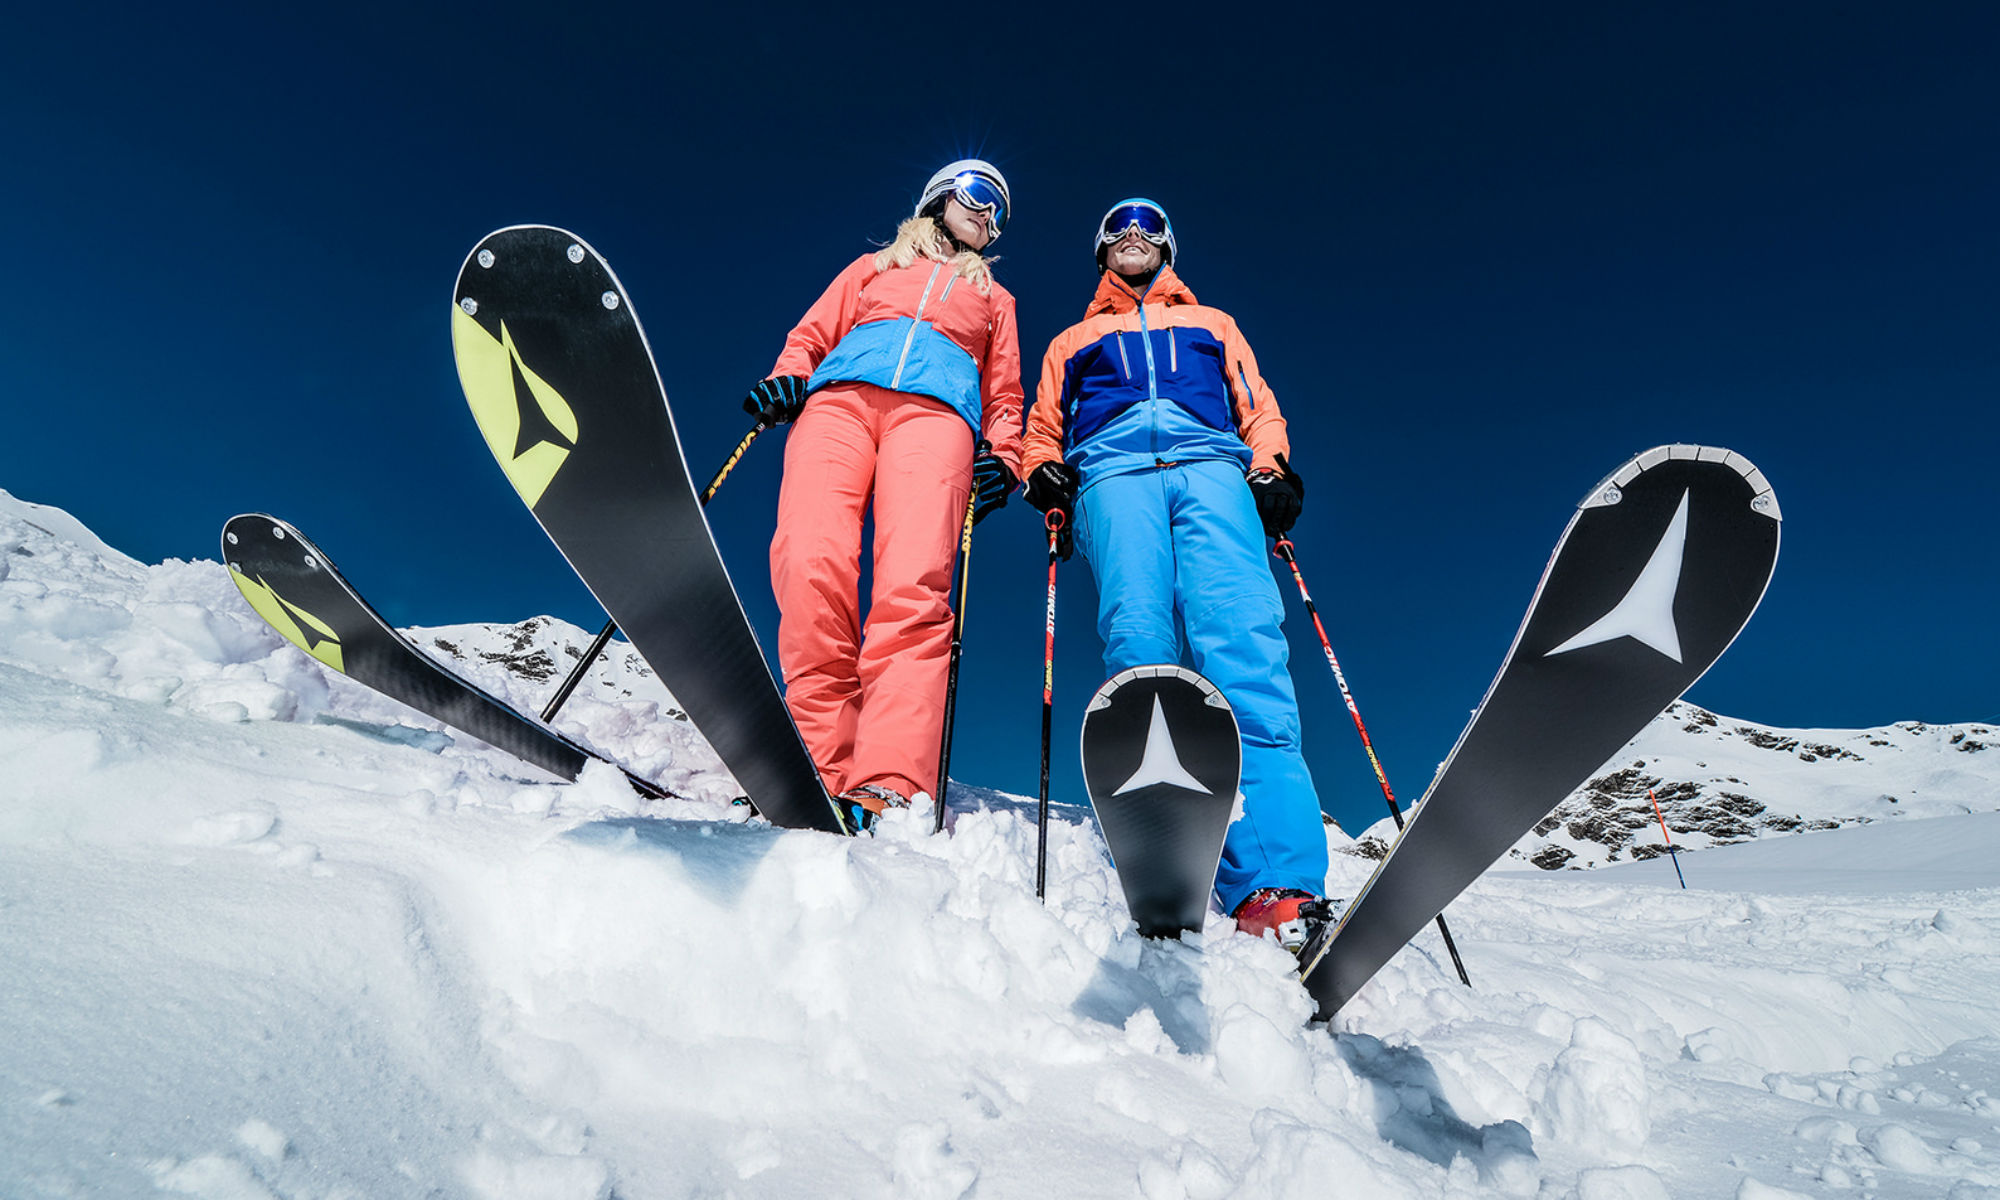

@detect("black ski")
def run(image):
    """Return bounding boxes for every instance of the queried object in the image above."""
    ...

[1081,665,1240,937]
[451,225,846,834]
[1301,445,1781,1018]
[221,513,669,798]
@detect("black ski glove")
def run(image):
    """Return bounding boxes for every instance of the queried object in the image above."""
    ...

[742,375,809,426]
[970,445,1016,526]
[1247,457,1305,537]
[1024,462,1079,560]
[1024,462,1077,514]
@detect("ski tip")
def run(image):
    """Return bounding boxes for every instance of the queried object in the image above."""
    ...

[1584,445,1780,521]
[457,224,599,280]
[219,513,297,562]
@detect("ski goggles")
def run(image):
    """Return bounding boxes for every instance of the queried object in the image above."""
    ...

[1097,202,1170,247]
[951,172,1009,237]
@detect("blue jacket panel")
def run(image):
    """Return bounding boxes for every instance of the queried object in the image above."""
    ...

[1064,325,1236,444]
[809,316,984,431]
[1060,323,1250,486]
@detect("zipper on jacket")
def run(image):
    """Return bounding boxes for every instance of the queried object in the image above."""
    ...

[1115,331,1132,379]
[1169,326,1177,374]
[1137,300,1161,458]
[889,262,944,391]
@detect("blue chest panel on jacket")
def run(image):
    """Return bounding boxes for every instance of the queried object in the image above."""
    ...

[809,317,983,429]
[1064,325,1235,447]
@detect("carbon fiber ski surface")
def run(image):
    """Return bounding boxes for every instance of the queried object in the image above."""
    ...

[1081,665,1240,937]
[1302,445,1780,1019]
[451,225,844,834]
[221,513,668,798]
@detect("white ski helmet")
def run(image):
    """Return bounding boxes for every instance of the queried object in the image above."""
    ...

[915,159,1011,241]
[1095,197,1176,270]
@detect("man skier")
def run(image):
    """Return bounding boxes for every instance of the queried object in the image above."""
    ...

[1020,198,1336,952]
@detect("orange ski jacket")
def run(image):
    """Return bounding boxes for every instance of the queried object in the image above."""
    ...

[1022,265,1288,492]
[771,253,1024,475]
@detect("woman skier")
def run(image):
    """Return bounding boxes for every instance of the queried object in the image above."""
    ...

[743,160,1023,832]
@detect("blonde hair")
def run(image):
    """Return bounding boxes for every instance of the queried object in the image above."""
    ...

[873,215,995,293]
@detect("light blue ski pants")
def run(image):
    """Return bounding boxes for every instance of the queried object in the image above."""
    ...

[1074,460,1331,914]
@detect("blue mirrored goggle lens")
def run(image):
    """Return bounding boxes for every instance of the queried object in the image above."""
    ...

[953,174,1008,234]
[1099,204,1168,245]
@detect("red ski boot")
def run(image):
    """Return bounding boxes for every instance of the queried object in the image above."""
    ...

[1233,888,1339,957]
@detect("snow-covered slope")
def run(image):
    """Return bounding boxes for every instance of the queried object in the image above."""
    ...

[1499,703,2000,871]
[4,489,1998,1199]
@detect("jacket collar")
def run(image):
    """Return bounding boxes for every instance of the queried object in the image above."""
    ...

[1085,264,1197,317]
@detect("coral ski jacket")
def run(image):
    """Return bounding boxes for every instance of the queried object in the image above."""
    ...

[770,253,1024,474]
[1022,265,1288,495]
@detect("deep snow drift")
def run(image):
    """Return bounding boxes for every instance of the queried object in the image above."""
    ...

[2,488,1997,1200]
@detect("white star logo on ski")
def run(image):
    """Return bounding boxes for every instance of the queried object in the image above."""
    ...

[1113,696,1212,796]
[1546,490,1691,663]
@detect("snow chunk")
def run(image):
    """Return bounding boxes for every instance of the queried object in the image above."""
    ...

[149,1154,281,1200]
[459,1149,610,1200]
[1229,1111,1409,1199]
[1212,1003,1310,1098]
[550,756,645,818]
[178,808,277,847]
[888,1121,979,1200]
[234,1118,288,1162]
[1859,1121,1937,1172]
[1535,1017,1649,1158]
[1735,1178,1814,1199]
[730,1127,782,1179]
[1683,1025,1746,1063]
[1136,1139,1234,1200]
[1577,1164,1673,1200]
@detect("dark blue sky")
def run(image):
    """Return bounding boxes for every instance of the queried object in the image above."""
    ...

[5,3,1995,833]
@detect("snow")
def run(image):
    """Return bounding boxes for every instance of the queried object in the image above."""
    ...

[3,486,1999,1198]
[1487,702,2000,873]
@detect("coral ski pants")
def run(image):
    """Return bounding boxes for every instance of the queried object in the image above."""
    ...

[770,382,973,801]
[1074,460,1331,914]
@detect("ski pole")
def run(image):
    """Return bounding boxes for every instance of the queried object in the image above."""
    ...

[1036,508,1065,900]
[1647,788,1687,888]
[541,418,772,723]
[1272,537,1472,988]
[700,418,770,505]
[932,448,984,834]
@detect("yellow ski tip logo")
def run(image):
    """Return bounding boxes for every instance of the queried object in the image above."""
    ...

[452,303,579,510]
[229,568,345,673]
